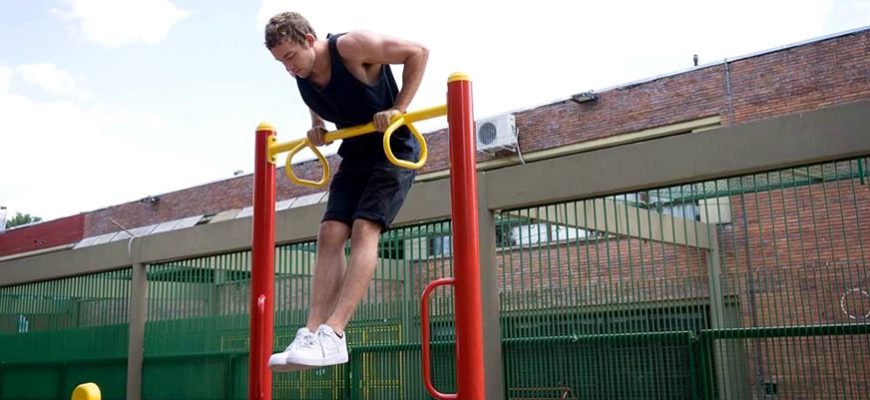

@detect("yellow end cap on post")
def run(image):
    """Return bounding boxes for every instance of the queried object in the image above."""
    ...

[447,72,471,83]
[71,383,101,400]
[256,122,275,132]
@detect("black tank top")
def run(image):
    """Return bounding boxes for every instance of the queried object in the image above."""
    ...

[296,33,419,162]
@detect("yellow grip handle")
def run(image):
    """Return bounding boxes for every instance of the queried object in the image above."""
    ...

[273,105,446,189]
[284,139,330,189]
[383,117,428,170]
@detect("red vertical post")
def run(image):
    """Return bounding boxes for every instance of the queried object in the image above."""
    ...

[249,123,276,400]
[447,73,485,400]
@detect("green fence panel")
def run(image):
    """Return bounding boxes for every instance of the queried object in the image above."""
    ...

[8,157,865,399]
[498,157,869,399]
[702,159,870,399]
[141,157,867,399]
[0,269,130,400]
[144,250,252,400]
[140,220,456,400]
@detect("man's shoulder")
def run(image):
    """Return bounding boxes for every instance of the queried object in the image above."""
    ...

[336,29,375,40]
[334,30,381,53]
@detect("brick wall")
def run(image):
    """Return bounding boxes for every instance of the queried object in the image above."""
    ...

[729,32,870,124]
[0,214,84,257]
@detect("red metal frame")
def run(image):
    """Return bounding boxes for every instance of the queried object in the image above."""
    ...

[420,74,486,400]
[250,75,485,399]
[250,126,276,400]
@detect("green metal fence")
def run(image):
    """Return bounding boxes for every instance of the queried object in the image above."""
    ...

[0,270,130,400]
[701,160,870,400]
[143,252,253,399]
[139,220,457,400]
[498,157,870,399]
[2,157,868,399]
[272,221,458,400]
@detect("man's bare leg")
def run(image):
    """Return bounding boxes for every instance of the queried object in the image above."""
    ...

[324,218,382,334]
[306,220,351,332]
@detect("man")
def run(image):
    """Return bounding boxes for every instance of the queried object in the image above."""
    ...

[264,12,428,370]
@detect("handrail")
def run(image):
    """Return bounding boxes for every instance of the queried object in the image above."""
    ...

[420,277,457,400]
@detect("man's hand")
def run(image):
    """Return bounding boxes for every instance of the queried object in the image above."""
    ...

[373,108,402,132]
[307,125,330,146]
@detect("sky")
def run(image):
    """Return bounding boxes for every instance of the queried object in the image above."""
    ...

[0,0,868,223]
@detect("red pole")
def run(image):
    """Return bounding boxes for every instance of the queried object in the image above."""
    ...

[249,123,276,400]
[447,73,485,400]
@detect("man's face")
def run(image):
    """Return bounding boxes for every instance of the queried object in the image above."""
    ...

[270,35,315,79]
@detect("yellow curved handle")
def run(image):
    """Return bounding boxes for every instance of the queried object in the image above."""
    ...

[270,105,447,188]
[383,117,428,170]
[285,139,330,189]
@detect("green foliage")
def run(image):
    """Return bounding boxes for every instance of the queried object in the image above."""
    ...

[5,212,42,229]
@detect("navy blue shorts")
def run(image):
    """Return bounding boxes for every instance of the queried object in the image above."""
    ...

[322,157,416,231]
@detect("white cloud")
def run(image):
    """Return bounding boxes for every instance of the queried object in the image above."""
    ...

[0,63,184,221]
[0,65,10,94]
[16,63,87,97]
[52,0,190,48]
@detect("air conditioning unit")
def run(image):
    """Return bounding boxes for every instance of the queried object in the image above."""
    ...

[475,114,517,152]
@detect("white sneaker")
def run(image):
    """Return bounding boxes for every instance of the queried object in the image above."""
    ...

[284,324,348,367]
[269,327,315,372]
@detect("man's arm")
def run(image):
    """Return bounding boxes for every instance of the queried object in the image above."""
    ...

[307,109,330,146]
[310,109,325,128]
[337,30,429,130]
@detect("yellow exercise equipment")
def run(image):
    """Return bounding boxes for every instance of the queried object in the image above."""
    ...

[268,105,446,188]
[71,382,101,400]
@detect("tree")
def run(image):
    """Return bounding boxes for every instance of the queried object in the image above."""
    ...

[5,212,42,229]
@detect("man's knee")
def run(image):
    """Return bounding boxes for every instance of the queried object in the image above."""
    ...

[351,218,382,238]
[318,220,350,250]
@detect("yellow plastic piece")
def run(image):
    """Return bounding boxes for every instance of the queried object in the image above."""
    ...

[256,122,275,132]
[267,136,277,164]
[447,72,470,83]
[71,383,101,400]
[269,104,446,188]
[285,140,331,188]
[383,117,428,169]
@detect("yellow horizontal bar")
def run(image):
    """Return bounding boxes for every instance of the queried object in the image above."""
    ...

[269,104,447,158]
